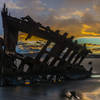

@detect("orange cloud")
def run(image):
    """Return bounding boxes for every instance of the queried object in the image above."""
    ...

[81,24,100,36]
[18,32,46,42]
[72,10,84,17]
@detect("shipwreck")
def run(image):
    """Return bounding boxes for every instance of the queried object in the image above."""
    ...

[0,4,92,85]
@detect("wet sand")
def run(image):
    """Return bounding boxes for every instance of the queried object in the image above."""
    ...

[0,58,100,100]
[0,78,100,100]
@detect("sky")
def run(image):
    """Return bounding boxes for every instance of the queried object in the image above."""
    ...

[0,0,100,54]
[0,0,100,37]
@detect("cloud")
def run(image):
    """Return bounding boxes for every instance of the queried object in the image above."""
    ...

[6,1,22,9]
[0,0,22,9]
[72,11,84,17]
[15,0,48,17]
[48,8,56,12]
[0,0,100,38]
[54,15,72,20]
[81,24,100,36]
[93,4,100,17]
[0,0,49,18]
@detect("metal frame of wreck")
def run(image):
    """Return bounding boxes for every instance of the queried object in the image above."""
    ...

[0,4,92,83]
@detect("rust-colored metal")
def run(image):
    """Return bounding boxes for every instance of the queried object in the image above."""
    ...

[0,4,92,80]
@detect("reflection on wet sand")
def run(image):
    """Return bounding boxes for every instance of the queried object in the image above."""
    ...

[63,79,100,100]
[59,78,100,100]
[0,79,100,100]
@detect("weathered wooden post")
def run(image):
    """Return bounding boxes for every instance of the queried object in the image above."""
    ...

[35,41,51,61]
[67,40,81,63]
[58,36,74,66]
[1,4,18,54]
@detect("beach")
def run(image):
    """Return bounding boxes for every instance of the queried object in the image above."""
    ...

[0,78,100,100]
[0,58,100,100]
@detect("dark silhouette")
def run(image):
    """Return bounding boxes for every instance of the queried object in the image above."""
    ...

[58,36,75,66]
[67,40,81,63]
[0,4,92,85]
[73,44,92,64]
[0,37,4,74]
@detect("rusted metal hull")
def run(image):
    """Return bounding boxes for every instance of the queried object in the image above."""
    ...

[0,4,92,85]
